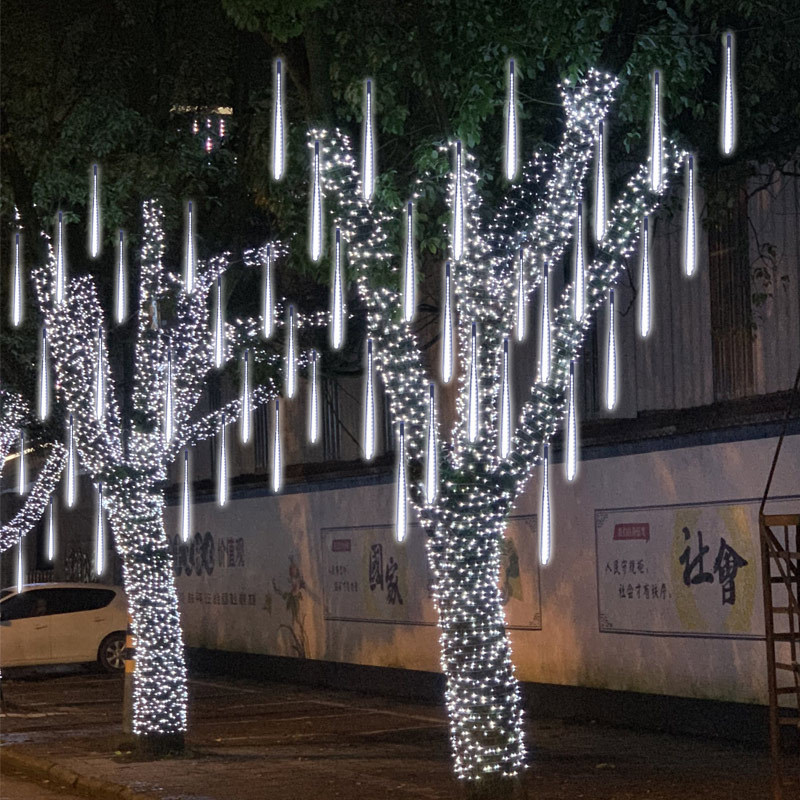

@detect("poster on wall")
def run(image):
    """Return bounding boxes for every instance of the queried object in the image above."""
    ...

[595,499,781,639]
[322,514,542,630]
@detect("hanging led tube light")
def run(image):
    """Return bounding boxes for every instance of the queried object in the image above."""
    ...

[721,33,735,156]
[164,347,174,442]
[650,70,663,192]
[95,328,105,421]
[453,141,465,261]
[573,203,586,322]
[363,339,376,461]
[89,164,101,258]
[286,305,297,398]
[217,413,228,507]
[565,361,578,482]
[403,202,416,323]
[441,261,455,383]
[594,121,607,243]
[115,231,127,323]
[467,322,480,443]
[309,350,320,444]
[310,140,323,262]
[263,245,274,339]
[425,383,438,504]
[605,289,618,411]
[505,59,519,182]
[185,201,196,293]
[362,79,376,201]
[38,326,49,421]
[515,250,527,341]
[272,59,286,180]
[66,414,77,508]
[17,430,26,494]
[539,444,552,566]
[272,399,283,493]
[55,211,66,305]
[639,216,652,338]
[331,228,345,349]
[181,449,191,543]
[95,482,106,576]
[684,156,698,278]
[539,258,551,383]
[11,231,22,327]
[16,541,24,594]
[46,497,56,561]
[395,421,408,543]
[241,349,252,444]
[499,337,512,459]
[213,274,225,369]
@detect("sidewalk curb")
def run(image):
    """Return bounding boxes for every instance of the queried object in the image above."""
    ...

[1,747,161,800]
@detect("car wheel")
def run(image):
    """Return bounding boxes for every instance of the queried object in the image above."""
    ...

[98,631,126,673]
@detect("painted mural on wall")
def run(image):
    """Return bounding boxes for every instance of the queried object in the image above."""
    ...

[595,500,771,639]
[322,515,541,630]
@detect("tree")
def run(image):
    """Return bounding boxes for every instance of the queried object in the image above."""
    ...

[302,68,687,794]
[30,201,305,751]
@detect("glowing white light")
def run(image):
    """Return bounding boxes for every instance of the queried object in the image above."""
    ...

[46,497,56,561]
[594,121,607,243]
[241,349,252,444]
[16,541,24,594]
[95,482,105,575]
[272,399,283,493]
[650,71,663,192]
[286,305,297,398]
[66,414,77,508]
[55,211,66,305]
[573,203,585,321]
[38,326,49,421]
[467,322,480,443]
[213,275,225,369]
[565,360,578,482]
[442,261,455,383]
[364,339,376,460]
[18,430,26,494]
[217,413,228,507]
[331,228,345,349]
[185,201,195,293]
[311,140,323,262]
[639,216,652,338]
[403,202,416,322]
[362,79,376,201]
[12,231,22,327]
[515,249,527,341]
[539,259,551,383]
[115,231,126,323]
[263,245,274,339]
[95,328,105,420]
[684,156,697,277]
[309,350,320,444]
[395,421,408,543]
[605,289,618,411]
[722,33,735,156]
[505,59,519,182]
[499,337,512,458]
[453,141,465,261]
[90,164,100,258]
[181,449,191,543]
[272,59,285,180]
[425,383,438,504]
[539,444,552,565]
[164,347,174,442]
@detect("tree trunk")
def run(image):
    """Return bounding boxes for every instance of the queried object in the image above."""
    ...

[427,509,526,791]
[107,480,187,753]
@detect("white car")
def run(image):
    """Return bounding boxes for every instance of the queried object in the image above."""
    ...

[0,583,129,672]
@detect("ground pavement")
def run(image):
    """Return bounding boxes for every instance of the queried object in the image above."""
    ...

[0,668,788,799]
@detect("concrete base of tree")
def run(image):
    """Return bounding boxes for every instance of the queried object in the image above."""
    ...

[462,775,527,800]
